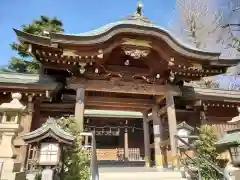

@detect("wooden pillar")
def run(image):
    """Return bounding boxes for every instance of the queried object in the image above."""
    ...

[200,104,208,125]
[22,95,34,170]
[75,88,85,132]
[166,94,178,168]
[143,112,151,167]
[124,120,129,160]
[152,104,163,168]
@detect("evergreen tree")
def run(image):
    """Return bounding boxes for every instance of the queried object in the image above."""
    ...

[185,125,222,180]
[57,116,90,180]
[9,16,63,73]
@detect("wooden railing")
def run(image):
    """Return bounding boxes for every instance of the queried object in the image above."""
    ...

[86,148,143,161]
[175,135,227,180]
[117,148,142,161]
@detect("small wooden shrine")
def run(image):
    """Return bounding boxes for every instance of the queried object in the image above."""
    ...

[22,117,75,171]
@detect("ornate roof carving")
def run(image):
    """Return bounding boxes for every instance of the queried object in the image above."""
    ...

[22,117,75,144]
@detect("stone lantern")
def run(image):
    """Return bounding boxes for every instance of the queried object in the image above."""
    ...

[221,107,240,166]
[22,117,75,180]
[0,92,26,180]
[177,121,194,147]
[216,129,240,166]
[215,108,240,179]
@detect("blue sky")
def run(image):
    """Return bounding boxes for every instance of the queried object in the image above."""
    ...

[0,0,175,66]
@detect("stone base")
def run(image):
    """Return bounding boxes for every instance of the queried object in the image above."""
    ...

[224,164,240,180]
[155,166,163,171]
[232,169,240,180]
[0,158,25,180]
[1,172,26,180]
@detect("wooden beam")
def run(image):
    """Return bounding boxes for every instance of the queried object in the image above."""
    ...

[61,95,152,109]
[86,102,149,109]
[68,79,181,96]
[40,108,74,112]
[40,102,149,112]
[62,95,153,106]
[86,96,152,106]
[0,83,56,91]
[40,103,74,109]
[86,105,146,112]
[106,65,149,75]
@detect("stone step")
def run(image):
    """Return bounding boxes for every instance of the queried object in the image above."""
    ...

[98,160,145,168]
[98,167,186,180]
[99,171,186,180]
[99,167,174,173]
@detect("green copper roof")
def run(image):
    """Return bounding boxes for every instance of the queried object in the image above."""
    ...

[216,129,240,148]
[64,14,219,55]
[23,117,75,144]
[84,109,143,118]
[0,71,55,84]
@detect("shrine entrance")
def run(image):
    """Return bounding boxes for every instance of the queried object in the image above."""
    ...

[15,3,229,170]
[84,117,145,162]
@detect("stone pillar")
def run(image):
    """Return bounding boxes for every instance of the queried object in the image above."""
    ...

[152,105,163,168]
[75,88,85,132]
[143,112,151,167]
[124,120,129,160]
[166,94,178,168]
[0,93,26,180]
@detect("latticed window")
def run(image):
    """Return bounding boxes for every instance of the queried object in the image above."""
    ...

[25,145,39,172]
[39,143,59,165]
[230,146,240,164]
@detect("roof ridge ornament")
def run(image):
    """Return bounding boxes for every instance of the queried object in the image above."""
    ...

[136,2,143,16]
[122,2,153,24]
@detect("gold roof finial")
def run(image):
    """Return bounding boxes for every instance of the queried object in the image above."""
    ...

[136,2,143,16]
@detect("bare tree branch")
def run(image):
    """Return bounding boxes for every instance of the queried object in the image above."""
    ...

[169,0,230,51]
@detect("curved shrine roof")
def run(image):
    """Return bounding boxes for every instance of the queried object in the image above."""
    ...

[22,117,75,144]
[14,4,239,61]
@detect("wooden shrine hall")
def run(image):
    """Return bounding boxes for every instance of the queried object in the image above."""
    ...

[1,3,240,170]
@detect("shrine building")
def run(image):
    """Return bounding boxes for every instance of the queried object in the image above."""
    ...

[1,4,240,171]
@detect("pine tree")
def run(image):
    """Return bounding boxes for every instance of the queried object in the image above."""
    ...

[9,16,63,73]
